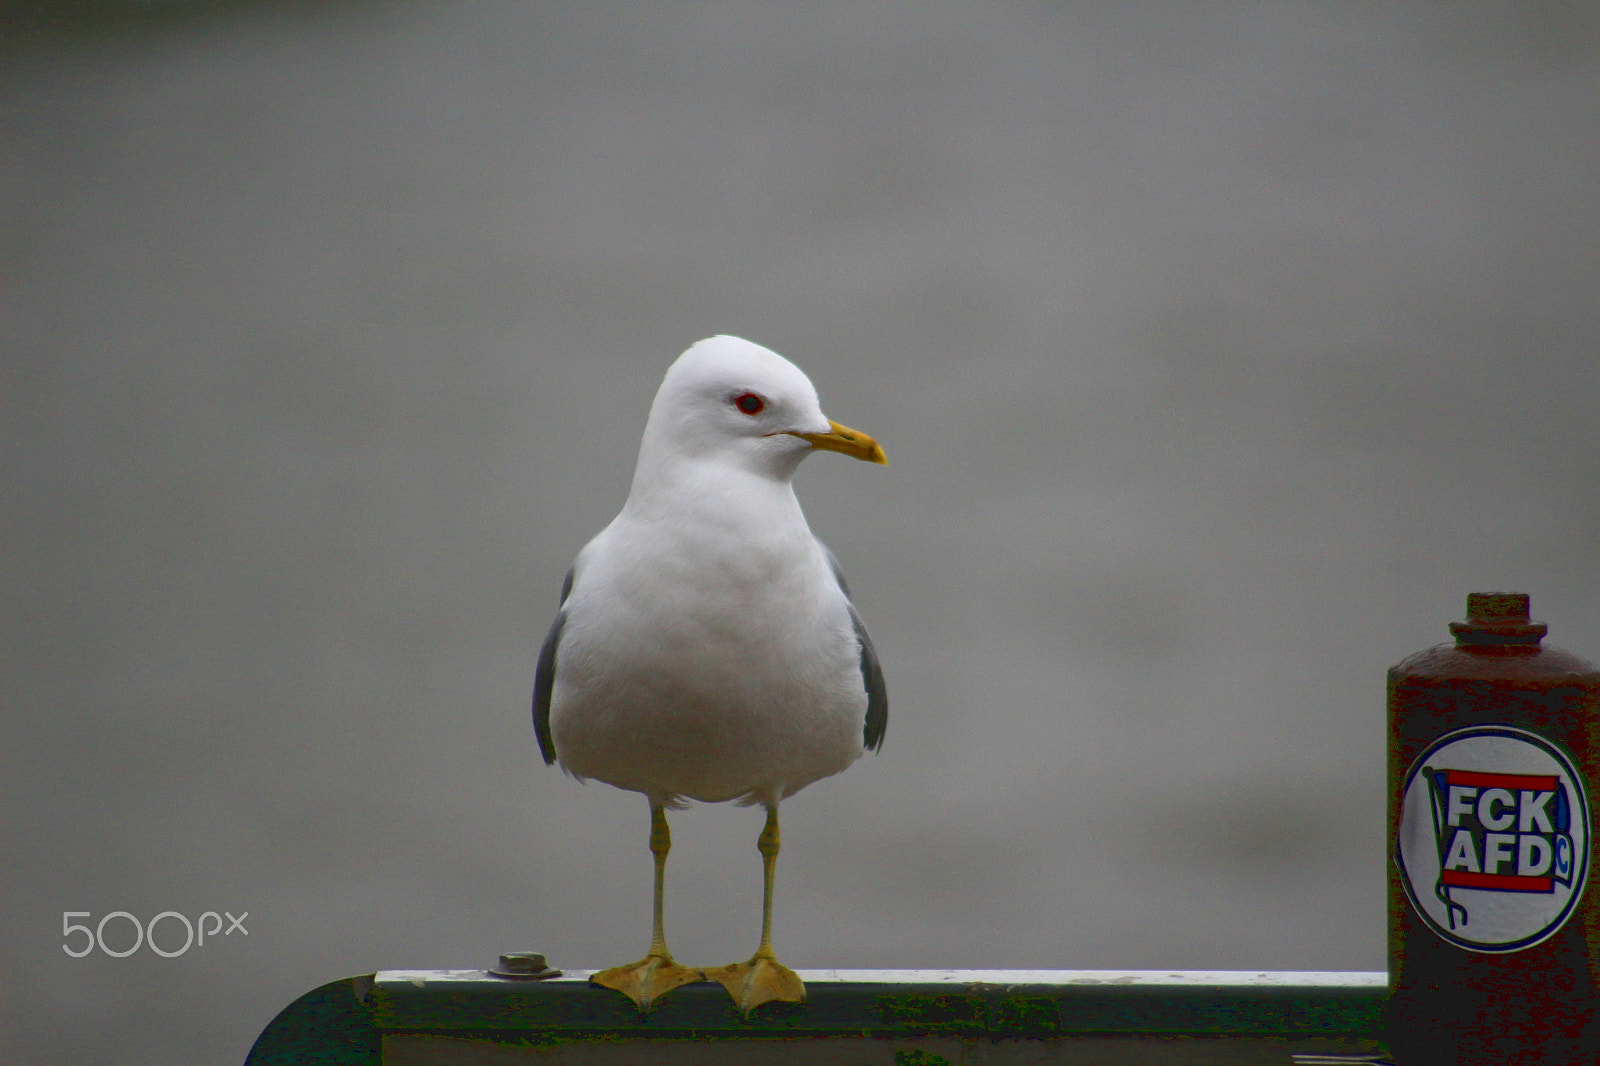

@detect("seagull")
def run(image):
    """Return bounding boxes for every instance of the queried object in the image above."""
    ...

[533,335,887,1013]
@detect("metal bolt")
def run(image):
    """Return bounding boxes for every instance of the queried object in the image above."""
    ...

[489,951,562,980]
[1449,591,1547,646]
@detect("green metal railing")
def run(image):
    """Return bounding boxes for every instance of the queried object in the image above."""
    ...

[246,968,1391,1064]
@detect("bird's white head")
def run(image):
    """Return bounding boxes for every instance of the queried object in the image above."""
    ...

[636,336,886,484]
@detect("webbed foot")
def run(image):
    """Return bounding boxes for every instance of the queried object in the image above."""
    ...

[591,953,703,1011]
[704,951,805,1013]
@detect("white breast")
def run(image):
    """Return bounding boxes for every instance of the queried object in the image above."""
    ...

[548,497,868,807]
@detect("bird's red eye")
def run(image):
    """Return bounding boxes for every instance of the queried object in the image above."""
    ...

[734,392,765,415]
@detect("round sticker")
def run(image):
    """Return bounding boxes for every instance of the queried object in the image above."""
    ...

[1396,724,1590,952]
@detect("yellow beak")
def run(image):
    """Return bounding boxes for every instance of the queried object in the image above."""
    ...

[792,420,887,465]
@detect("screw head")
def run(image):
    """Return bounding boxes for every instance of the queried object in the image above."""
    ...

[501,952,546,971]
[489,951,562,980]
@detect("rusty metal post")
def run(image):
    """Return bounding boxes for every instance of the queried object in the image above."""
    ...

[1385,592,1600,1064]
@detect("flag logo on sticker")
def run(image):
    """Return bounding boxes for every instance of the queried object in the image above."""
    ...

[1396,724,1590,952]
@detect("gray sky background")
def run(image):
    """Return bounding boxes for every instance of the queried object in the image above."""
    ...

[5,2,1600,1062]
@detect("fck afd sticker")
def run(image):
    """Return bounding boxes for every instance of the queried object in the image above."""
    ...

[1396,724,1591,952]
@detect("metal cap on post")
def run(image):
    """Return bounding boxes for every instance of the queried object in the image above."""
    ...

[1385,593,1600,1064]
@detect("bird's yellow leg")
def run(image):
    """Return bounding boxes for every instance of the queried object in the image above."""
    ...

[591,803,703,1010]
[705,805,806,1013]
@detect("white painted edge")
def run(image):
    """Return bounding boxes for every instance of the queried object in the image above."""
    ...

[376,969,1387,989]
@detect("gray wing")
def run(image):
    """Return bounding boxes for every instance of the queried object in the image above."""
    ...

[532,567,575,766]
[852,604,888,752]
[820,541,887,752]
